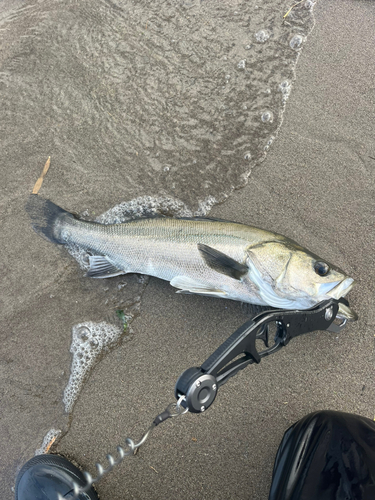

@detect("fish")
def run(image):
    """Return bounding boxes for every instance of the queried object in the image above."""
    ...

[26,195,357,321]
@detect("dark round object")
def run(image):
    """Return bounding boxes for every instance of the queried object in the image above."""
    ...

[15,454,98,500]
[175,367,218,413]
[269,410,375,500]
[185,373,217,412]
[314,261,330,276]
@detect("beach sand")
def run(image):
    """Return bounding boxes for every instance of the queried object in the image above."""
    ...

[1,1,374,499]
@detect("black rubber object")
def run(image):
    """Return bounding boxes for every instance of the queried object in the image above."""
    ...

[15,454,98,500]
[269,410,375,500]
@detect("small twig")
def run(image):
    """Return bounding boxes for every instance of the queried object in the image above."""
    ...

[44,436,57,454]
[32,156,51,194]
[283,0,304,20]
[150,466,158,473]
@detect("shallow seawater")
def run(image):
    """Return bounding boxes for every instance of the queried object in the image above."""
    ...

[0,0,317,413]
[1,0,315,209]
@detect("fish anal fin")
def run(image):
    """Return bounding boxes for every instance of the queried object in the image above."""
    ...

[86,256,125,279]
[197,243,248,280]
[170,276,226,297]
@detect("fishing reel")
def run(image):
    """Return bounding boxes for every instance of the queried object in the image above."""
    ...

[175,298,349,413]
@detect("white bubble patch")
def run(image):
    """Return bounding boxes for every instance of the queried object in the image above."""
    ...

[96,195,194,224]
[35,429,61,455]
[237,59,246,70]
[255,29,270,43]
[63,321,126,413]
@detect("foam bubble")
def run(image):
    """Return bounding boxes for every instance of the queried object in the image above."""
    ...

[255,30,270,43]
[290,35,304,50]
[63,321,125,413]
[261,111,274,123]
[264,136,275,151]
[278,80,292,103]
[35,429,61,455]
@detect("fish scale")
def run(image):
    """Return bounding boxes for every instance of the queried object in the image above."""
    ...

[60,217,274,295]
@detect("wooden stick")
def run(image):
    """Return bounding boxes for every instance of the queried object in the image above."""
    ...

[283,0,304,19]
[32,156,51,194]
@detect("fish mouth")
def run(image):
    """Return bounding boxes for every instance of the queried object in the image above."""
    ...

[326,277,355,300]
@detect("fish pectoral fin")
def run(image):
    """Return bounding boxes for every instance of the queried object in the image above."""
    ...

[170,276,226,297]
[86,256,125,279]
[197,243,248,281]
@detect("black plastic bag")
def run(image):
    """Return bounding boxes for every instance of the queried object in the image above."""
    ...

[269,410,375,500]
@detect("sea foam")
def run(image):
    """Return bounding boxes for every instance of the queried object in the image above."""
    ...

[63,321,126,414]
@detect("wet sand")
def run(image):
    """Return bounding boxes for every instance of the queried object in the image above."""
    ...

[1,1,375,499]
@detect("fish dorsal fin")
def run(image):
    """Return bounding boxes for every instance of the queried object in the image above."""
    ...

[86,256,125,279]
[170,276,226,297]
[197,243,248,281]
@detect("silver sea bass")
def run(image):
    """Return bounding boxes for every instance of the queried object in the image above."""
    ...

[27,195,357,320]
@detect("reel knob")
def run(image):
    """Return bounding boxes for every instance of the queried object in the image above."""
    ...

[175,367,218,413]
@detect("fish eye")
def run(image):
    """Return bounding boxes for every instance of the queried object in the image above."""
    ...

[314,261,330,276]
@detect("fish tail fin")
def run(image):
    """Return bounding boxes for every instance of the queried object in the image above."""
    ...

[26,194,74,244]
